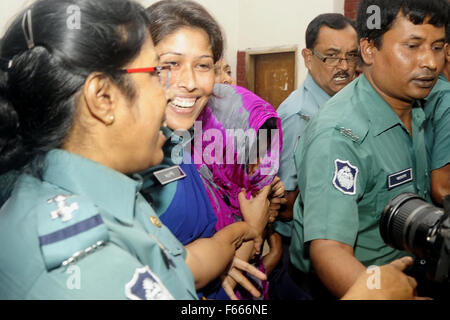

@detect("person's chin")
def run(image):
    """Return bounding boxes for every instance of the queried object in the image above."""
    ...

[148,150,165,168]
[409,85,434,100]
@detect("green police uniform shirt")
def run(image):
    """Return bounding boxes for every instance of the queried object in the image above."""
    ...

[0,149,197,300]
[424,74,450,172]
[274,73,331,237]
[290,74,429,273]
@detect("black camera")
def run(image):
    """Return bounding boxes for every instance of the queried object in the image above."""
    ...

[380,193,450,283]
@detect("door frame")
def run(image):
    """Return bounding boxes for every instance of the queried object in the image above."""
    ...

[245,46,298,93]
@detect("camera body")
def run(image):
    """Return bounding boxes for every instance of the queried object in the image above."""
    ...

[380,193,450,283]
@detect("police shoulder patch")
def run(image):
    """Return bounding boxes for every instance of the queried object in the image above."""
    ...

[125,266,174,300]
[332,159,358,195]
[36,193,109,271]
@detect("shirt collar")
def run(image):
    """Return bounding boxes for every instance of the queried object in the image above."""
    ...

[357,74,425,136]
[140,126,193,190]
[439,73,448,82]
[303,72,332,108]
[42,149,139,225]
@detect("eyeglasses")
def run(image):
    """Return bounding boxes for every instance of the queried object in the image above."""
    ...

[312,50,359,67]
[119,65,171,88]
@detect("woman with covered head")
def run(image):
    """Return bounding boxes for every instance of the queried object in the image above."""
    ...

[142,0,286,300]
[0,0,270,300]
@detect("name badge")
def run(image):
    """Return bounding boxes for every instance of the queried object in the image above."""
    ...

[387,168,413,190]
[154,166,187,185]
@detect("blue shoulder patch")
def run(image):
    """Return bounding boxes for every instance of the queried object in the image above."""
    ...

[125,266,174,300]
[332,159,359,195]
[37,194,109,270]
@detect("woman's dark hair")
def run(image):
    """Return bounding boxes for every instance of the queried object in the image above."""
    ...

[0,0,150,175]
[357,0,449,48]
[305,13,356,50]
[145,0,223,63]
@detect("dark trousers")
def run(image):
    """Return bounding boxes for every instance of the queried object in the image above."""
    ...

[268,235,318,300]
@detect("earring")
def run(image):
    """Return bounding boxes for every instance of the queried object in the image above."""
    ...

[107,115,115,125]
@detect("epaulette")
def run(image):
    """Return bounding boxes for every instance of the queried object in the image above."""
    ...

[334,107,369,145]
[36,193,109,271]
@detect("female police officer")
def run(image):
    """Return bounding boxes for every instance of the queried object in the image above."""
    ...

[0,0,270,299]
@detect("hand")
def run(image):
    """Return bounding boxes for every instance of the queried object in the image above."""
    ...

[268,196,287,223]
[221,256,267,300]
[341,256,432,300]
[262,228,283,276]
[239,185,271,234]
[270,176,285,198]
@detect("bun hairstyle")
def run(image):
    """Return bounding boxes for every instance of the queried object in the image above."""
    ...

[0,0,150,175]
[146,0,224,63]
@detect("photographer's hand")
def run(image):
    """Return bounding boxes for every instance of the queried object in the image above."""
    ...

[341,256,432,300]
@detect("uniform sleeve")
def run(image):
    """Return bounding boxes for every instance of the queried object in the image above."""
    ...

[278,115,308,190]
[27,243,144,299]
[295,129,368,247]
[431,99,450,170]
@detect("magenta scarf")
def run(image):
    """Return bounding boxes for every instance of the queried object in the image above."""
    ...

[192,84,283,230]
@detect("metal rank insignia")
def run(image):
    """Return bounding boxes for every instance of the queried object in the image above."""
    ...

[61,240,106,267]
[150,216,162,228]
[48,195,79,222]
[339,127,359,142]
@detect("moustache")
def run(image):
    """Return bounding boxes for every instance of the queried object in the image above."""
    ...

[333,72,350,79]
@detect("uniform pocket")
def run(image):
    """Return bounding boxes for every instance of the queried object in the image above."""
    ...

[375,182,416,221]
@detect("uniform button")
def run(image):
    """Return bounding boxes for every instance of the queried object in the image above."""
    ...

[150,216,162,228]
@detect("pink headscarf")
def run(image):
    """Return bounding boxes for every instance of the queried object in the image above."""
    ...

[192,84,283,230]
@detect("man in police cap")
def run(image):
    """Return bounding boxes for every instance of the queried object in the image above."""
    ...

[289,0,448,299]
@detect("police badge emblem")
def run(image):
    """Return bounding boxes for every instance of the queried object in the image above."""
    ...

[125,266,174,300]
[332,159,358,195]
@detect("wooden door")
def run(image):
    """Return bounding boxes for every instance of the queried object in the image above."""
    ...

[254,52,296,109]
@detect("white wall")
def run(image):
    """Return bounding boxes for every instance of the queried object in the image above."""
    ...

[0,0,32,36]
[1,0,344,86]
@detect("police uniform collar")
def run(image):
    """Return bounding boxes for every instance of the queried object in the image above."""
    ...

[303,72,332,107]
[357,74,425,137]
[139,127,193,190]
[424,74,450,104]
[438,73,448,82]
[42,149,138,225]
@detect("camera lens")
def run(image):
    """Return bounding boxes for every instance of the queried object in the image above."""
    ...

[380,193,444,258]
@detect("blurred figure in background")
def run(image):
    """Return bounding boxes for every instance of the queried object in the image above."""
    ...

[215,57,236,85]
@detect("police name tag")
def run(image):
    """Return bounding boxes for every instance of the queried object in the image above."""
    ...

[154,166,186,185]
[387,168,413,190]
